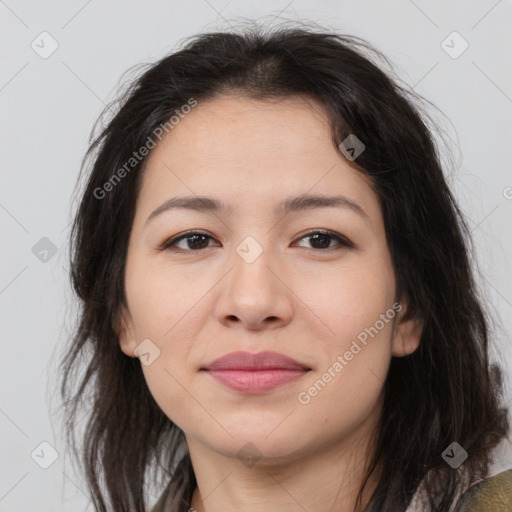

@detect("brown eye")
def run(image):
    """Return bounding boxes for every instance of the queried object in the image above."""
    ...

[161,231,217,252]
[294,230,354,250]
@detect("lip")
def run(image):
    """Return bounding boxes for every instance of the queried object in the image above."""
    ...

[201,351,311,394]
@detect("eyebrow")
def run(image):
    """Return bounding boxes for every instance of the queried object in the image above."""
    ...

[145,193,369,226]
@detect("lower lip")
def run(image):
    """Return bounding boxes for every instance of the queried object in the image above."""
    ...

[205,369,308,393]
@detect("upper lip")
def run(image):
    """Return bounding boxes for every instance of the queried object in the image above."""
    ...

[202,351,311,371]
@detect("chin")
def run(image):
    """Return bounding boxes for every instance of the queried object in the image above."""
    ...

[190,427,309,465]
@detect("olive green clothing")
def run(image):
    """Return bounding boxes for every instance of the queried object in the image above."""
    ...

[458,469,512,511]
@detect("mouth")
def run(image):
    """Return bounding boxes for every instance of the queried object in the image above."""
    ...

[200,351,311,394]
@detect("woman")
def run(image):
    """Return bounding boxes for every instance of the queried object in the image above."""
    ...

[59,23,512,511]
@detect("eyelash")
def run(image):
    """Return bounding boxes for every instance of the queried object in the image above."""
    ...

[159,229,354,253]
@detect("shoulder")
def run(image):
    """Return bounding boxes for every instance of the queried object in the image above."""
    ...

[458,469,512,512]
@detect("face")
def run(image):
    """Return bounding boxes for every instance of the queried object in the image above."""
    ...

[118,94,421,465]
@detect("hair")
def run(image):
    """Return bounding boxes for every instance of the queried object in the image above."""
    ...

[58,21,510,512]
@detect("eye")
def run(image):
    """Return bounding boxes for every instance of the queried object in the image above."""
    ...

[159,229,353,253]
[159,230,218,252]
[293,230,354,251]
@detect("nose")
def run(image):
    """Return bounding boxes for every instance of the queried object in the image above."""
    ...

[213,239,294,332]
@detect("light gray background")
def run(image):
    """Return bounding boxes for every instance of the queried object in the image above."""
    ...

[1,1,511,510]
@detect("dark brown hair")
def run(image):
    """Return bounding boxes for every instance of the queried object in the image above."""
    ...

[58,22,509,512]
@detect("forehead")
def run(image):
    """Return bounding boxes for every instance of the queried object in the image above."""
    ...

[145,94,336,166]
[135,94,379,222]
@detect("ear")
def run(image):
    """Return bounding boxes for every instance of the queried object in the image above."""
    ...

[391,303,423,357]
[115,306,138,358]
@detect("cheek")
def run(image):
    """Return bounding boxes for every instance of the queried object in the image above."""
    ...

[297,256,396,344]
[295,351,389,453]
[293,261,395,411]
[124,262,210,428]
[295,302,395,445]
[140,361,194,431]
[125,256,206,339]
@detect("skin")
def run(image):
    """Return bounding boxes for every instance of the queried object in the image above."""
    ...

[117,94,422,512]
